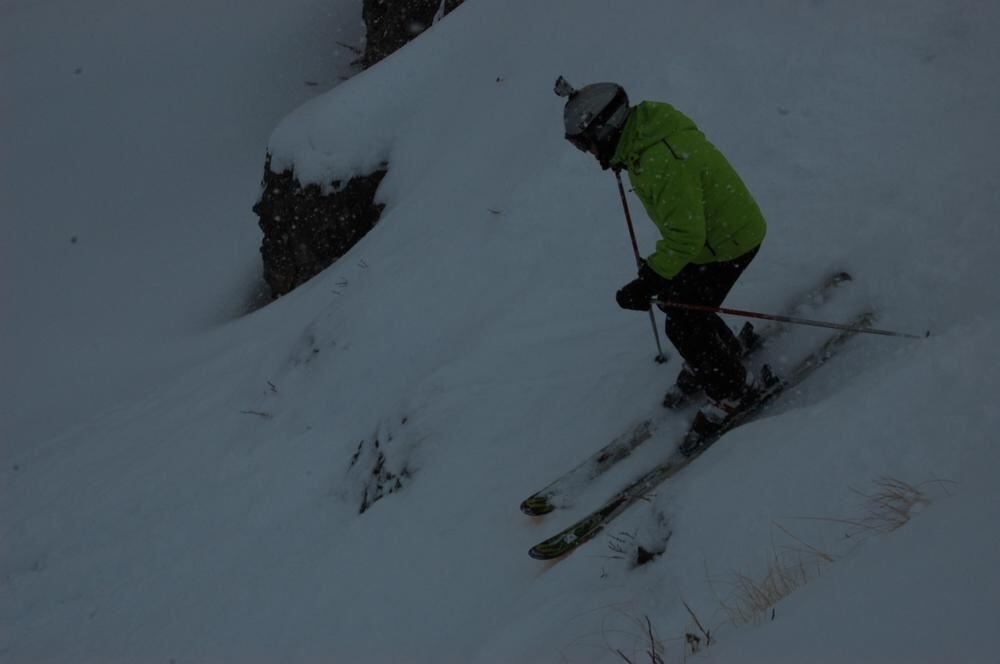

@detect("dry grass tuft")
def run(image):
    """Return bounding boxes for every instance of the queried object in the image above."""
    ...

[849,476,934,533]
[720,546,827,625]
[719,476,952,625]
[795,476,952,537]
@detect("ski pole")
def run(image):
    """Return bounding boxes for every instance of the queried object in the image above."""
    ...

[615,170,669,363]
[651,298,928,340]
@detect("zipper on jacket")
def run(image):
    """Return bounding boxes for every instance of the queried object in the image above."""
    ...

[662,139,683,160]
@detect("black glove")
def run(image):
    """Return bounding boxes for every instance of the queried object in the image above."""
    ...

[616,261,671,311]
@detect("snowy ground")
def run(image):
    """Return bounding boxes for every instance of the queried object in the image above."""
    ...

[3,1,1000,662]
[1,0,364,449]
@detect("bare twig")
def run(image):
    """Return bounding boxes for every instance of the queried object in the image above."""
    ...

[645,616,665,664]
[336,41,362,55]
[606,613,665,664]
[614,650,635,664]
[682,600,712,647]
[607,532,634,555]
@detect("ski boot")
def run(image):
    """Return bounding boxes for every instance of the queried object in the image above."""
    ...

[678,365,778,457]
[662,364,702,409]
[663,323,762,411]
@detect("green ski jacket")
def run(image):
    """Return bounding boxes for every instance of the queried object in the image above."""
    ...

[610,102,767,279]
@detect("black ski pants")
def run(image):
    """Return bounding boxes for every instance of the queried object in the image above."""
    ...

[658,246,760,402]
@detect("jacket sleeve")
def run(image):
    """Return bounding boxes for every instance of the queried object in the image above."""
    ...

[634,158,705,279]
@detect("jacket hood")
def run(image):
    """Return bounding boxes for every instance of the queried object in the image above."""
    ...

[610,101,699,168]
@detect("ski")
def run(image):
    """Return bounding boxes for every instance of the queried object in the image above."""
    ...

[519,271,853,517]
[527,311,874,560]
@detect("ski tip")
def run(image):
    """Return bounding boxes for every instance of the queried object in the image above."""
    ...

[528,544,566,561]
[520,497,556,517]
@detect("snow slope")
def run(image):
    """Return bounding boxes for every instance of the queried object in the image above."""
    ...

[3,1,999,662]
[0,0,364,448]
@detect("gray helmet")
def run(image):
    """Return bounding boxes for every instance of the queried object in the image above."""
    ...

[555,76,629,167]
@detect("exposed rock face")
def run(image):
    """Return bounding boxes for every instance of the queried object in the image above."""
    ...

[362,0,465,67]
[254,159,388,298]
[254,0,464,300]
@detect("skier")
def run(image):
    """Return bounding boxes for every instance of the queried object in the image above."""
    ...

[556,78,768,455]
